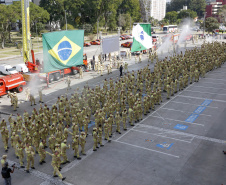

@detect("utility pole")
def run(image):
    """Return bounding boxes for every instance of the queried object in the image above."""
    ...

[118,28,120,60]
[97,17,99,40]
[130,16,132,34]
[203,12,206,39]
[65,10,67,30]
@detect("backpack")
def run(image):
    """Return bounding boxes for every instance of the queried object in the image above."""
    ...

[1,167,8,178]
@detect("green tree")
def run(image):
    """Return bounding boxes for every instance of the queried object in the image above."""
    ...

[29,2,50,33]
[178,9,197,19]
[118,13,131,31]
[0,5,8,48]
[118,0,141,22]
[203,17,220,33]
[107,10,117,31]
[0,3,21,48]
[159,19,169,27]
[40,0,83,30]
[164,11,178,24]
[218,5,226,26]
[5,3,20,42]
[189,0,206,17]
[167,0,190,12]
[149,17,159,27]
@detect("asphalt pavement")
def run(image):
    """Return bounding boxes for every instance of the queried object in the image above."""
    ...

[0,38,226,185]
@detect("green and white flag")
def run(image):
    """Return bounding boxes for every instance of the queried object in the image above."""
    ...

[131,23,152,52]
[42,30,84,73]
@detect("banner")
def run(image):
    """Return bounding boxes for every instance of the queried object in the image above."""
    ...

[102,36,119,54]
[42,30,84,73]
[131,23,152,52]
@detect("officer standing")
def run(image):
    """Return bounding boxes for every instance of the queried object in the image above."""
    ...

[65,76,71,90]
[61,140,70,164]
[119,65,123,77]
[13,92,18,111]
[80,132,86,155]
[38,88,44,103]
[30,94,36,106]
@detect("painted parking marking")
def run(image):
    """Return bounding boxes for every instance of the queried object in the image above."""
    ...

[185,114,199,123]
[151,115,204,126]
[170,101,218,109]
[193,106,206,114]
[156,142,174,150]
[185,89,226,96]
[160,107,211,117]
[133,128,192,143]
[178,95,226,103]
[114,140,179,158]
[174,124,188,130]
[201,99,213,106]
[191,85,226,91]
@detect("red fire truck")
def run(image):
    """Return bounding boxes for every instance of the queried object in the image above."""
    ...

[0,74,26,96]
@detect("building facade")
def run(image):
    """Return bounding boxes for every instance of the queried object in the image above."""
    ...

[206,0,226,19]
[0,0,40,5]
[140,0,166,22]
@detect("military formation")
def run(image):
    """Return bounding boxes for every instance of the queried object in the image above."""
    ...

[0,41,225,182]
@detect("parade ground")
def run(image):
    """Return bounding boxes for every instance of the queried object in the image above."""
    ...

[0,38,226,185]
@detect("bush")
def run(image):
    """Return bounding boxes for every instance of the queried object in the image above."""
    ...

[39,30,49,36]
[62,24,75,30]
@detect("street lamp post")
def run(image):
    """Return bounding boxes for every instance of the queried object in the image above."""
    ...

[203,12,206,39]
[97,17,99,40]
[65,10,67,30]
[187,12,190,18]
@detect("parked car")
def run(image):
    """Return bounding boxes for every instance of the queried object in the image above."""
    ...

[90,40,101,45]
[121,42,133,48]
[152,35,159,42]
[120,51,127,58]
[122,35,130,39]
[12,64,29,73]
[84,42,91,47]
[0,64,18,75]
[120,36,126,40]
[132,51,140,56]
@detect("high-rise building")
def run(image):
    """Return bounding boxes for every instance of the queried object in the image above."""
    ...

[140,0,166,21]
[206,0,226,19]
[0,0,40,5]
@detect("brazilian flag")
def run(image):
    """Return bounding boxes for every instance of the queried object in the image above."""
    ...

[42,30,84,73]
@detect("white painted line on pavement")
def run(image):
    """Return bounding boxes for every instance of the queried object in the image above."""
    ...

[132,129,192,143]
[204,77,226,81]
[188,85,226,91]
[160,107,212,117]
[150,115,205,126]
[184,89,226,96]
[199,81,226,85]
[137,124,226,144]
[178,95,226,103]
[170,101,218,109]
[115,140,180,158]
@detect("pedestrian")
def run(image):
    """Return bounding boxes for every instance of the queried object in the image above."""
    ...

[104,54,106,61]
[119,65,123,77]
[1,162,15,185]
[91,60,94,71]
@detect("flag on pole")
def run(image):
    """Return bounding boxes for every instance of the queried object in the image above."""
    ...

[131,23,153,52]
[42,30,84,73]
